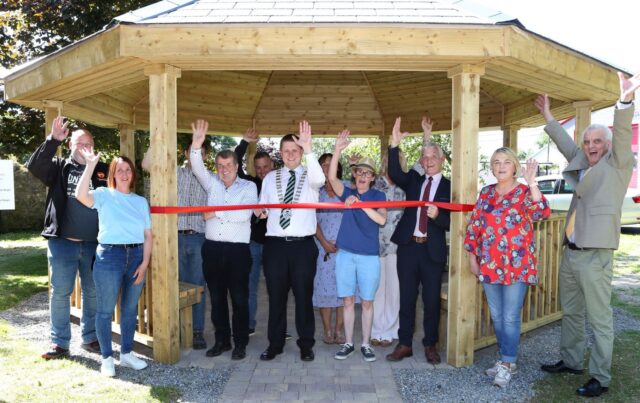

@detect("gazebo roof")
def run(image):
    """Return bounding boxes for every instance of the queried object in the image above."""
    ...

[2,0,625,136]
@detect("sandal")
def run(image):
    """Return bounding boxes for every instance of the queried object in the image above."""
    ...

[322,330,334,344]
[370,338,381,346]
[334,331,346,345]
[379,339,393,348]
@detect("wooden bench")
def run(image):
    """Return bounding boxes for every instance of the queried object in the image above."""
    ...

[179,281,205,349]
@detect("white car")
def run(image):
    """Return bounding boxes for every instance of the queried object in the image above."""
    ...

[535,174,640,226]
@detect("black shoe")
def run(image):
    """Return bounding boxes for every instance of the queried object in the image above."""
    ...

[300,348,314,362]
[80,340,101,354]
[260,346,283,361]
[193,332,207,350]
[576,378,608,397]
[540,360,584,374]
[206,342,232,357]
[41,344,69,360]
[248,328,255,336]
[231,345,246,360]
[285,332,292,340]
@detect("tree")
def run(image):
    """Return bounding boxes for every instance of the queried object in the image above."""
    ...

[0,1,157,162]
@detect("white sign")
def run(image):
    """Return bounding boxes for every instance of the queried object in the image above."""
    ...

[0,160,16,210]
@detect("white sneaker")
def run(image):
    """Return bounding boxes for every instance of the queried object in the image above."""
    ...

[119,352,148,370]
[486,361,518,377]
[101,356,116,377]
[493,363,512,388]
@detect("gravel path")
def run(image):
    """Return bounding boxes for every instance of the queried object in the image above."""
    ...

[0,292,232,402]
[394,307,640,402]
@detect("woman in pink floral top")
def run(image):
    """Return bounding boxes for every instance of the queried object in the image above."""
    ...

[464,147,550,388]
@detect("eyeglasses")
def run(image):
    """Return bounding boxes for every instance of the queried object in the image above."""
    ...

[355,169,374,178]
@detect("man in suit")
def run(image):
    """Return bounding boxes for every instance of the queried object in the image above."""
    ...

[536,71,640,397]
[385,117,451,364]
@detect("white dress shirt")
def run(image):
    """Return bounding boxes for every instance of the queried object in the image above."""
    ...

[259,152,325,237]
[191,149,257,243]
[413,172,443,237]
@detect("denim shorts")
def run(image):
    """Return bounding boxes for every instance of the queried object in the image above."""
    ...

[335,249,380,300]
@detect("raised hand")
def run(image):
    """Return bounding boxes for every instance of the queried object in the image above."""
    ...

[335,129,350,153]
[80,147,100,167]
[243,127,259,143]
[191,119,209,149]
[347,152,361,167]
[295,120,313,154]
[50,116,70,141]
[534,94,554,123]
[522,158,539,186]
[391,117,409,147]
[619,71,640,103]
[421,116,433,137]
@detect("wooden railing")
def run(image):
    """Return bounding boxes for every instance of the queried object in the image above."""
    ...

[70,267,154,347]
[473,213,566,349]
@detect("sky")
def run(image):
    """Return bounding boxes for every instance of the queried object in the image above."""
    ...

[472,0,640,72]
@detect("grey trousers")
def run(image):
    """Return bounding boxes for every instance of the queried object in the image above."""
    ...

[559,247,614,387]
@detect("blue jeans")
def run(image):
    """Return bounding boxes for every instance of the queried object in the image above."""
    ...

[47,238,98,349]
[179,233,206,332]
[482,282,529,363]
[93,244,145,358]
[248,241,263,329]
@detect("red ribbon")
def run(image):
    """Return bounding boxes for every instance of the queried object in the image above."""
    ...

[151,200,474,214]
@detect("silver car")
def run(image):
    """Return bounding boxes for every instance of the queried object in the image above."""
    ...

[536,174,640,226]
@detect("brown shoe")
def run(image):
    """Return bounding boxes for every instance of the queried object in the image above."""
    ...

[425,345,441,364]
[385,344,413,362]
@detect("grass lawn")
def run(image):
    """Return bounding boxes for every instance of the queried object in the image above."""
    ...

[533,228,640,401]
[0,231,181,402]
[0,231,48,311]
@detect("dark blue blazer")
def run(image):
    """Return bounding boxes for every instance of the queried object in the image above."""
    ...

[388,146,451,263]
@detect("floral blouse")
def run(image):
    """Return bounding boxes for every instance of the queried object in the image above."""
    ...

[464,183,551,285]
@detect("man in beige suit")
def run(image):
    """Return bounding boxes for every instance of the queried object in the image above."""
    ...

[535,71,640,398]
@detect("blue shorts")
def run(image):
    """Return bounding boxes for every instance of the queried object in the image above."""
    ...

[335,249,380,301]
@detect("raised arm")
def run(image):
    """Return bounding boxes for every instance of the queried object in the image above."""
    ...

[611,72,640,168]
[328,129,349,197]
[189,119,213,191]
[534,94,580,161]
[26,116,69,186]
[388,117,412,189]
[297,120,326,188]
[235,127,258,180]
[141,144,152,172]
[75,148,100,208]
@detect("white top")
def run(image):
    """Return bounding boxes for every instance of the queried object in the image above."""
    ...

[413,172,443,237]
[191,149,257,243]
[259,153,325,237]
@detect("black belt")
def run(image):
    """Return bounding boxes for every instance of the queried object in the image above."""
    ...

[267,235,314,242]
[567,242,592,251]
[178,230,198,235]
[103,243,143,249]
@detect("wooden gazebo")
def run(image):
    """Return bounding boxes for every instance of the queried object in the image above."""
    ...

[2,0,625,366]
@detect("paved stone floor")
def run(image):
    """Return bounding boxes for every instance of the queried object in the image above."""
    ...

[175,277,453,402]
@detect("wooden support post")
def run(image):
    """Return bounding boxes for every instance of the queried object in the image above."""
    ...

[118,124,135,160]
[447,64,484,367]
[246,142,257,177]
[144,64,181,364]
[573,101,592,144]
[502,124,520,152]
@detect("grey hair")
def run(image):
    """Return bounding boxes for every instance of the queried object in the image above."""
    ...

[582,124,612,142]
[421,141,444,159]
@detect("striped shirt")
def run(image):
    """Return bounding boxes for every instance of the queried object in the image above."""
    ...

[176,166,208,233]
[191,149,257,243]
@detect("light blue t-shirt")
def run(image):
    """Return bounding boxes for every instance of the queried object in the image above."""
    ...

[91,187,151,244]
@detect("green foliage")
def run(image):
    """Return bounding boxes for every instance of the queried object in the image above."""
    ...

[0,1,157,162]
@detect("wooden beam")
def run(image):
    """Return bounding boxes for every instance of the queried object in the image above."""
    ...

[573,101,593,143]
[145,63,181,364]
[502,124,520,152]
[446,64,483,367]
[118,124,135,160]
